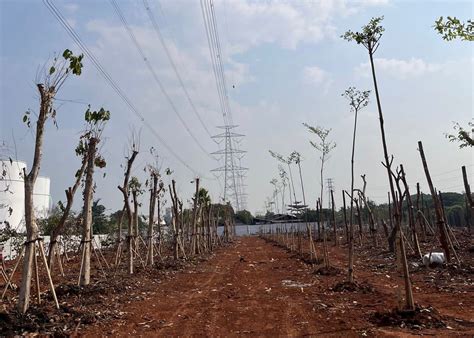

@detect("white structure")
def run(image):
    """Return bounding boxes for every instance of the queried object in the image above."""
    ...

[422,252,445,267]
[0,160,51,233]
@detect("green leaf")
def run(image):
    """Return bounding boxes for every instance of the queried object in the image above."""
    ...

[62,49,72,59]
[49,66,56,75]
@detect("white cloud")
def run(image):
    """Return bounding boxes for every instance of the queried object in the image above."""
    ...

[303,66,333,94]
[162,0,390,56]
[66,18,77,29]
[356,57,443,79]
[303,66,329,84]
[63,3,79,13]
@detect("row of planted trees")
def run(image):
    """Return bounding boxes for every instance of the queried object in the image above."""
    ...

[1,50,236,314]
[262,16,472,313]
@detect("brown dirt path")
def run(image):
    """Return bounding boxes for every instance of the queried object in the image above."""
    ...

[80,236,474,337]
[82,237,361,336]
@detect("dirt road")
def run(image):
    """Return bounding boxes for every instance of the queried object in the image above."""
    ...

[82,236,474,337]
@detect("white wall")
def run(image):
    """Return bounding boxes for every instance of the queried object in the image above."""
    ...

[1,234,111,260]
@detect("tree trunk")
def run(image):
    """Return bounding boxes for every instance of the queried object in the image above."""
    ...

[369,47,414,311]
[331,189,337,246]
[48,155,87,270]
[169,181,179,260]
[132,190,139,252]
[416,183,427,242]
[342,191,349,244]
[191,179,200,255]
[147,174,158,266]
[18,84,52,313]
[400,165,422,258]
[462,166,473,233]
[417,141,451,262]
[355,198,363,245]
[360,175,377,248]
[118,150,138,274]
[79,137,97,287]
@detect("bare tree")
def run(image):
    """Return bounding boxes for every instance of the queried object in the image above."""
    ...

[47,149,87,271]
[118,133,139,274]
[145,148,163,266]
[269,150,297,206]
[302,124,336,244]
[461,166,472,233]
[289,151,316,260]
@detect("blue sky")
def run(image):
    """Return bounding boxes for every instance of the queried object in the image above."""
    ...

[1,0,472,214]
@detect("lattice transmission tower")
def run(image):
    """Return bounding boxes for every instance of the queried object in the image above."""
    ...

[211,126,247,211]
[326,178,335,209]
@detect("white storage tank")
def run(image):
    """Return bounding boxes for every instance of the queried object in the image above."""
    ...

[0,160,51,233]
[0,160,27,232]
[34,176,51,220]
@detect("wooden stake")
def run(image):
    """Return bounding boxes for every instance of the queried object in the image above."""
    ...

[37,240,59,310]
[33,244,41,305]
[1,246,24,300]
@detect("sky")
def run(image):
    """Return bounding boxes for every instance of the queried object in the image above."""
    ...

[0,0,472,216]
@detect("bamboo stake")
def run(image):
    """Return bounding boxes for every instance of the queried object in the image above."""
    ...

[37,240,59,310]
[33,244,41,305]
[1,246,25,300]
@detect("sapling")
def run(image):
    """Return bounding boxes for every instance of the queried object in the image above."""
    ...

[18,49,83,313]
[79,107,110,287]
[342,86,370,283]
[343,17,414,310]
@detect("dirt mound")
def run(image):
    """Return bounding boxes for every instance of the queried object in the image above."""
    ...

[332,280,375,293]
[314,265,341,276]
[370,306,445,330]
[154,257,187,271]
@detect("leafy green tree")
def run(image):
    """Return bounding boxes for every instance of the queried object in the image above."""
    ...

[92,199,109,234]
[445,120,473,148]
[435,16,474,41]
[235,210,254,225]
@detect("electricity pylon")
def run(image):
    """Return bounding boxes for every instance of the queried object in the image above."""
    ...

[211,125,248,211]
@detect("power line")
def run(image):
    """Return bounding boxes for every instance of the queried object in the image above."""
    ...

[109,0,213,159]
[200,0,247,211]
[142,0,214,139]
[43,0,204,177]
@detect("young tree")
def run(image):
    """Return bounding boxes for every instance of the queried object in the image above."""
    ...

[343,17,414,310]
[191,178,200,255]
[270,178,280,213]
[289,151,316,260]
[278,165,289,214]
[269,150,297,206]
[118,135,139,274]
[302,124,336,242]
[47,143,87,270]
[79,107,110,287]
[129,177,143,253]
[342,87,370,282]
[18,49,83,313]
[145,148,163,266]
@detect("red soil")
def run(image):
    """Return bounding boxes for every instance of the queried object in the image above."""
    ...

[1,235,473,336]
[81,236,474,337]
